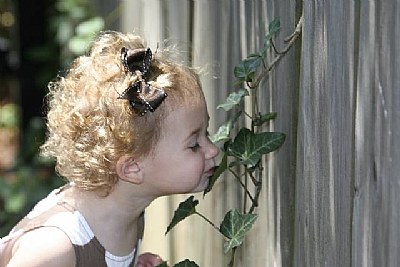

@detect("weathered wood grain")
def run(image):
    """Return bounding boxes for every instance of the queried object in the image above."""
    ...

[121,0,400,266]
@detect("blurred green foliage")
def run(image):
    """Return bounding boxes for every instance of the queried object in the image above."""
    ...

[0,117,64,236]
[0,103,19,128]
[53,0,104,66]
[0,0,104,236]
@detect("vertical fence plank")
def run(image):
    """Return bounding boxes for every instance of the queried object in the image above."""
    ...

[295,1,354,266]
[269,0,301,266]
[353,1,400,266]
[295,2,328,265]
[352,1,376,266]
[381,2,400,265]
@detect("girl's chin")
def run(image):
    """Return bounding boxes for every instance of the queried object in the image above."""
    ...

[191,177,209,193]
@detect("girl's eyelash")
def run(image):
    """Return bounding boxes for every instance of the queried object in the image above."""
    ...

[189,131,209,151]
[190,143,200,151]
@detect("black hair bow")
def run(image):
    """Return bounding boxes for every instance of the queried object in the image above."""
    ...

[118,47,167,116]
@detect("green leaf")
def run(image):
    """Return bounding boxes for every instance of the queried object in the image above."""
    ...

[55,0,75,12]
[262,18,281,56]
[268,17,281,35]
[156,262,169,267]
[219,209,258,253]
[69,6,86,20]
[173,259,199,267]
[5,191,27,213]
[76,17,105,36]
[264,18,281,44]
[204,152,228,196]
[210,121,233,143]
[56,19,74,44]
[234,57,263,83]
[217,89,249,111]
[0,103,19,128]
[68,36,89,55]
[165,196,199,234]
[0,179,11,198]
[253,112,277,126]
[68,17,105,55]
[227,128,286,167]
[210,111,241,143]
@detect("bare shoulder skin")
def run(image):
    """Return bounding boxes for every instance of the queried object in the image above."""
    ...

[6,227,75,267]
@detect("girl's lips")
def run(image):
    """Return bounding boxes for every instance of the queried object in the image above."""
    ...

[205,166,216,176]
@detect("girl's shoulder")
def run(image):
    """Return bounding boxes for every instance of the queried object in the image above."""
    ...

[9,185,99,250]
[0,188,90,267]
[0,186,79,267]
[5,227,75,267]
[10,185,89,239]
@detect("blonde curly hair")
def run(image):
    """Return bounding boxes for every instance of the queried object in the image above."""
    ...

[40,31,204,195]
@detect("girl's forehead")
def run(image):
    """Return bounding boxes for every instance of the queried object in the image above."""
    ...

[162,101,208,132]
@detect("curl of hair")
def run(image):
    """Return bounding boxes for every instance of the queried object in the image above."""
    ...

[40,31,204,196]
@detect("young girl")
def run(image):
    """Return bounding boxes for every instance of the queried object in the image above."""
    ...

[0,31,219,267]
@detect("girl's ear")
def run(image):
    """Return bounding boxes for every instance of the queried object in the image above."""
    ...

[116,156,144,184]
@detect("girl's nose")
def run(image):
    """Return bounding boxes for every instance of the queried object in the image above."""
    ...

[206,141,220,160]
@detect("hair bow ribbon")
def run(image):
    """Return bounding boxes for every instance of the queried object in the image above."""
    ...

[118,47,167,116]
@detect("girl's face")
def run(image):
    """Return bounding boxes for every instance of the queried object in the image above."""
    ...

[140,99,219,197]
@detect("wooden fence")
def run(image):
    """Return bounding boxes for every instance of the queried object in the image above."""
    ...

[119,0,400,266]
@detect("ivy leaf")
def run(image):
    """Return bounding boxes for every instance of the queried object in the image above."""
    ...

[234,57,263,83]
[210,121,233,143]
[261,18,281,56]
[219,209,258,253]
[253,112,277,126]
[173,259,199,267]
[227,128,286,167]
[268,17,281,36]
[217,89,249,111]
[210,111,241,143]
[204,152,228,196]
[156,262,169,267]
[264,17,281,45]
[165,196,199,234]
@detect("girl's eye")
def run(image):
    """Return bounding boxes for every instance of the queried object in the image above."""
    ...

[190,143,200,152]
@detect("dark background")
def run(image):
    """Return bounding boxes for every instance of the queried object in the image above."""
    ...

[0,0,116,236]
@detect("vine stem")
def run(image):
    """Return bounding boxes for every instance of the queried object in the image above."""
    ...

[249,182,262,214]
[243,110,253,120]
[252,15,303,89]
[227,15,303,267]
[245,16,303,216]
[249,167,263,214]
[228,247,237,267]
[248,169,258,185]
[195,211,222,234]
[229,168,255,203]
[270,39,283,55]
[243,170,248,213]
